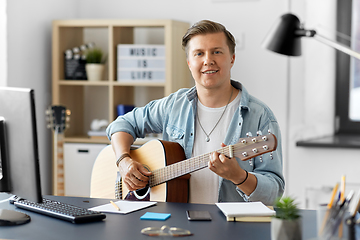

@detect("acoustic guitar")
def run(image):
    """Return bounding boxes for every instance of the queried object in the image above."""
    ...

[46,105,70,196]
[99,133,277,203]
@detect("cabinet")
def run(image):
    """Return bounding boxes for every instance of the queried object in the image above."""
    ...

[52,19,191,195]
[64,143,107,197]
[52,19,191,144]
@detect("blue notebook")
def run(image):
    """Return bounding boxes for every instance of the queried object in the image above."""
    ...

[140,212,171,221]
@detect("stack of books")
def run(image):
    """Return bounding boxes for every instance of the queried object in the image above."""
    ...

[117,44,166,82]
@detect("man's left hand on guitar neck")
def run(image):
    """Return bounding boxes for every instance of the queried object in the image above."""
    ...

[208,143,257,196]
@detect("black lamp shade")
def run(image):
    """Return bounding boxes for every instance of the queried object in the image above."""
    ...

[262,13,303,56]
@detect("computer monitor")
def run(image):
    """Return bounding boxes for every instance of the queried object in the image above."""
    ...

[0,87,43,225]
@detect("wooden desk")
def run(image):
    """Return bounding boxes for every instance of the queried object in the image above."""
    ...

[0,193,326,239]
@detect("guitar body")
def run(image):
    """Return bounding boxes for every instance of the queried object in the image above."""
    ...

[123,140,189,203]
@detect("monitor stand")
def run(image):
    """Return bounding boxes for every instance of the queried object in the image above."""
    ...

[0,209,31,226]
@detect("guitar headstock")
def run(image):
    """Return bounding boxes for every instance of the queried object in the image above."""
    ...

[46,105,71,133]
[234,133,277,161]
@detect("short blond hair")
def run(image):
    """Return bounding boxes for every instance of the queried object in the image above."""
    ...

[182,20,236,57]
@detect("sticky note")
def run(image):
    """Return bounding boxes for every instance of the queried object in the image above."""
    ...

[140,212,171,221]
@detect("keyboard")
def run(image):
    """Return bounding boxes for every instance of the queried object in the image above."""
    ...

[13,197,106,224]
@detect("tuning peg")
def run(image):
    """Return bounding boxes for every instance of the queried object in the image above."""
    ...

[268,129,272,134]
[256,130,262,136]
[241,139,247,144]
[262,135,268,141]
[246,132,253,137]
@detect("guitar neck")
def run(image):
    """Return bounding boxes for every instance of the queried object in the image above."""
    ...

[53,130,65,196]
[148,133,276,188]
[149,147,230,188]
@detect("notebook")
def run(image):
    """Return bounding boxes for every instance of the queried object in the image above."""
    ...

[216,202,275,222]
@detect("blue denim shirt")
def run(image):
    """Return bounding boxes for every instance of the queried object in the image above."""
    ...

[106,80,284,205]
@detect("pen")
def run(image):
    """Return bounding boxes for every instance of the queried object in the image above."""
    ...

[110,200,120,211]
[338,175,346,238]
[319,183,339,236]
[340,175,346,203]
[328,183,339,209]
[351,189,360,217]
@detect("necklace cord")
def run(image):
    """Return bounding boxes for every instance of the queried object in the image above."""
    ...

[196,87,234,142]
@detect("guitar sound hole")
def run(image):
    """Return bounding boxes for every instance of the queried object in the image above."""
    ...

[135,185,149,197]
[125,184,150,201]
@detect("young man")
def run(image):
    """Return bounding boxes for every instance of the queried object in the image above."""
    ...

[106,20,284,205]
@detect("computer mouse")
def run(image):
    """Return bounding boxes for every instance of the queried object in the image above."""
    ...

[0,209,31,226]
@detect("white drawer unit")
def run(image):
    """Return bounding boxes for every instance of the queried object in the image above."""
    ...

[64,143,107,197]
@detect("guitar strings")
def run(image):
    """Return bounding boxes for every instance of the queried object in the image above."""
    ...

[149,137,273,187]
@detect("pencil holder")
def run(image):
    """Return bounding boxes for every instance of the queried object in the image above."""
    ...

[317,203,349,240]
[346,214,360,240]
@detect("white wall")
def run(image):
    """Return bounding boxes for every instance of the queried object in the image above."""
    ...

[76,0,289,127]
[288,0,360,208]
[6,0,79,194]
[0,1,6,87]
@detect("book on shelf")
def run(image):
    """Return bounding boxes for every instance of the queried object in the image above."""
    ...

[87,130,108,140]
[117,104,135,116]
[215,202,275,222]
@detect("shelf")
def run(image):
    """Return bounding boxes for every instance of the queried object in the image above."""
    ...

[59,80,166,87]
[64,136,110,144]
[52,19,190,195]
[63,136,159,145]
[59,80,110,86]
[112,81,166,87]
[296,134,360,149]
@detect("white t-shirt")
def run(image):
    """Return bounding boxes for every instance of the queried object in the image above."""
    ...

[189,91,241,204]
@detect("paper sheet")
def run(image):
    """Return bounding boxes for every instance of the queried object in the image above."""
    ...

[216,202,275,218]
[89,200,157,214]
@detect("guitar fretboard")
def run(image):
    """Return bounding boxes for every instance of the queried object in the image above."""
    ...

[149,147,232,188]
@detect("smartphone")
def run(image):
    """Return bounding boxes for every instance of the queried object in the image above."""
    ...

[186,210,212,221]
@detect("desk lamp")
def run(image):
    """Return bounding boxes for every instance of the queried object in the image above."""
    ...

[262,13,360,60]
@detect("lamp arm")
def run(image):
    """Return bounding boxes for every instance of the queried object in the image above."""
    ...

[313,33,360,60]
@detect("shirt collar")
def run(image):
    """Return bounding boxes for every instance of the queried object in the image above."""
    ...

[186,80,250,112]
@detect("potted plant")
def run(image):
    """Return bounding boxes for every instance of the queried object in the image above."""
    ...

[85,48,105,81]
[271,196,302,240]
